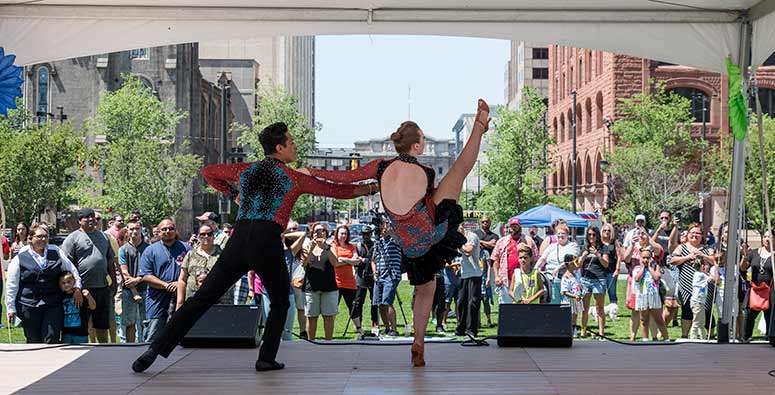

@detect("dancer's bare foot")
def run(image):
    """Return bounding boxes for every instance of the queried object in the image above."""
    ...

[473,99,490,135]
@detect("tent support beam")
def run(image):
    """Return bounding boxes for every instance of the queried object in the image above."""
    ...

[719,19,752,344]
[0,5,743,24]
[750,0,775,21]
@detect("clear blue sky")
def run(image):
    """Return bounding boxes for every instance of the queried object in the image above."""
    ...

[315,35,510,147]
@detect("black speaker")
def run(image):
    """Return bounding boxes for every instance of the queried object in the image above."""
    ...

[496,304,573,347]
[181,304,262,348]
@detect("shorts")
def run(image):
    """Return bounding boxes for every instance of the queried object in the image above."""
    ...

[373,278,400,306]
[444,275,461,304]
[88,287,112,330]
[62,334,89,344]
[120,288,145,326]
[305,290,339,317]
[581,278,608,295]
[293,287,306,311]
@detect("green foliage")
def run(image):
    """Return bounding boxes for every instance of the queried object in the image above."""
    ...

[710,115,775,235]
[77,75,201,225]
[0,104,86,223]
[237,83,318,166]
[606,81,703,225]
[478,88,555,222]
[237,83,319,219]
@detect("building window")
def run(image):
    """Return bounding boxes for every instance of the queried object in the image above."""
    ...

[532,68,549,79]
[130,48,150,60]
[438,167,443,176]
[668,87,711,123]
[36,66,50,123]
[532,48,548,59]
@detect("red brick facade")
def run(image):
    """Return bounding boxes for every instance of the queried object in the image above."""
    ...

[547,45,775,217]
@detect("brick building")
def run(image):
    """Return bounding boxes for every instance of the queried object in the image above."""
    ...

[547,45,775,227]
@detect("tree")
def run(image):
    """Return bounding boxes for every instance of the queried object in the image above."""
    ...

[237,83,319,219]
[708,115,775,235]
[77,75,202,225]
[606,81,704,225]
[478,88,555,222]
[0,103,86,223]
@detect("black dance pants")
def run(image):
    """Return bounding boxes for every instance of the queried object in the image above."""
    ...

[150,220,290,363]
[455,276,482,336]
[16,303,63,344]
[352,286,378,324]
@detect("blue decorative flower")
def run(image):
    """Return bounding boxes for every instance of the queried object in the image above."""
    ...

[0,47,23,116]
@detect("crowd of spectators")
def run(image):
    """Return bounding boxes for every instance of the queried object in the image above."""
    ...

[2,208,772,345]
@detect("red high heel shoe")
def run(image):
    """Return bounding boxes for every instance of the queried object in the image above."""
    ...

[411,342,425,367]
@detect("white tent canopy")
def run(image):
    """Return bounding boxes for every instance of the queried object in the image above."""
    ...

[1,0,774,72]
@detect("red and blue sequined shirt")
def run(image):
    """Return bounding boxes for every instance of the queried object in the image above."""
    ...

[308,155,448,258]
[202,157,363,228]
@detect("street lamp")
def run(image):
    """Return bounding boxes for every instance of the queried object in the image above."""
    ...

[571,91,577,214]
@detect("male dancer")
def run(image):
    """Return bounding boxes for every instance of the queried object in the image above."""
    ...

[132,122,376,372]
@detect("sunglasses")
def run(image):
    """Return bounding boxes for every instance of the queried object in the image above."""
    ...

[199,232,213,237]
[160,227,176,232]
[660,217,670,220]
[602,229,611,232]
[288,227,298,231]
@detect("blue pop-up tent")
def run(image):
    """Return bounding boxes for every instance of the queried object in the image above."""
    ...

[511,204,588,228]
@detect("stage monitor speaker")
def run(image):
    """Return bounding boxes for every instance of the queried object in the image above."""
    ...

[497,304,573,347]
[181,304,261,348]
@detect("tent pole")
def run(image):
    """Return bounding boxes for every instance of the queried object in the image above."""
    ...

[719,18,752,344]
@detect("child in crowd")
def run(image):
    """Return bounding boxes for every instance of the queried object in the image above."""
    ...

[509,244,544,304]
[690,258,719,340]
[561,256,583,336]
[60,271,96,344]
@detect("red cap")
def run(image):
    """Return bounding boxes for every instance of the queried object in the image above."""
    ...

[508,217,521,226]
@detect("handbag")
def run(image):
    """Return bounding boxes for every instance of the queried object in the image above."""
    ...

[749,280,771,311]
[292,264,306,289]
[625,276,636,310]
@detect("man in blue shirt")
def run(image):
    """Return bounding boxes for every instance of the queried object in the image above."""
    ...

[138,217,189,342]
[371,222,402,336]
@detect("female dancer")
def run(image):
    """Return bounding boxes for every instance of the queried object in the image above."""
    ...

[304,99,490,366]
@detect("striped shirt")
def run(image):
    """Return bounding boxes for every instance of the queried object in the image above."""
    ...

[671,243,714,307]
[374,235,402,281]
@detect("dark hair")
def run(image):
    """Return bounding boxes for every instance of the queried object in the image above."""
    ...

[334,225,351,247]
[127,218,141,226]
[390,121,422,154]
[14,222,29,244]
[59,271,74,280]
[310,222,330,237]
[517,243,533,257]
[585,226,603,250]
[259,122,289,155]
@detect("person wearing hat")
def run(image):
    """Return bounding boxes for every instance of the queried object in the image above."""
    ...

[490,218,538,304]
[196,212,228,250]
[624,214,649,249]
[351,225,378,336]
[60,208,117,343]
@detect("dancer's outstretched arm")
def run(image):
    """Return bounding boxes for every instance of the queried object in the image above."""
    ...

[432,99,489,205]
[293,167,377,199]
[305,159,382,183]
[201,162,252,197]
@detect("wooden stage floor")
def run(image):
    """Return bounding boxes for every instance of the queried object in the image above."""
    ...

[2,340,774,394]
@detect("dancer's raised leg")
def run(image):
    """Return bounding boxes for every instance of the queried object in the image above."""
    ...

[412,279,436,367]
[433,99,490,205]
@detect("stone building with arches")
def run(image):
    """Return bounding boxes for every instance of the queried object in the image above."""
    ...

[547,46,775,227]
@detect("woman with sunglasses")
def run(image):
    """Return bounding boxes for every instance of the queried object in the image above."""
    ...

[301,223,341,341]
[579,226,609,339]
[600,224,622,308]
[740,231,774,342]
[176,224,233,312]
[668,222,715,338]
[536,223,579,304]
[6,223,83,343]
